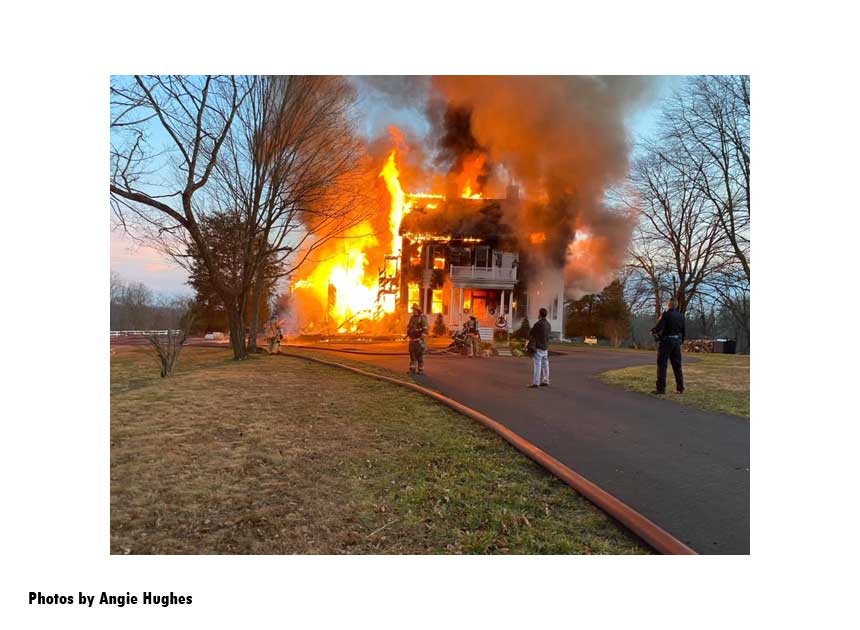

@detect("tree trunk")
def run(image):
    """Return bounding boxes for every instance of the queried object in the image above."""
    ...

[226,303,248,360]
[246,270,266,353]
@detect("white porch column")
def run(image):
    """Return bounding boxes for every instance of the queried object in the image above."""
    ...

[458,287,463,321]
[507,290,513,333]
[424,287,430,314]
[500,290,506,322]
[449,284,454,326]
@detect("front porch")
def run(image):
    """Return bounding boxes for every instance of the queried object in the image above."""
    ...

[448,285,516,338]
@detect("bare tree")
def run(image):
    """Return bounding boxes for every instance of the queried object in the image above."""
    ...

[708,265,750,350]
[111,75,252,358]
[210,76,372,352]
[110,271,124,303]
[663,76,750,281]
[110,75,371,359]
[625,225,675,320]
[117,280,153,329]
[625,142,729,314]
[146,298,195,377]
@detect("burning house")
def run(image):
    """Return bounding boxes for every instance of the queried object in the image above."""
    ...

[396,185,566,340]
[288,141,588,339]
[289,77,644,337]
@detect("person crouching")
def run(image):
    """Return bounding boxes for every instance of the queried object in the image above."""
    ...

[406,303,430,374]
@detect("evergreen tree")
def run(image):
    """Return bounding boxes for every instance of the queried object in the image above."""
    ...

[597,279,631,347]
[186,213,279,335]
[565,279,631,346]
[513,317,531,340]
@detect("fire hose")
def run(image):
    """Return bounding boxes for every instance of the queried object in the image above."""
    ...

[279,348,697,555]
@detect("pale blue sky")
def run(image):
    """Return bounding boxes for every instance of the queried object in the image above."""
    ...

[110,75,683,296]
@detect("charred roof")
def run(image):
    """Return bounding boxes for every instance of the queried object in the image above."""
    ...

[400,197,515,240]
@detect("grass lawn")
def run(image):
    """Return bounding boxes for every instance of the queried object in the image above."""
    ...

[111,346,649,554]
[597,352,750,418]
[549,342,652,354]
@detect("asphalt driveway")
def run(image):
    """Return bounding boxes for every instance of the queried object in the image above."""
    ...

[296,344,750,554]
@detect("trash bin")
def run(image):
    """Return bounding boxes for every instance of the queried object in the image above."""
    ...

[723,340,737,354]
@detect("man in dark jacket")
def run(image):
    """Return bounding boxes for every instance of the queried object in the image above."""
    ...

[651,298,686,394]
[406,303,430,374]
[528,307,552,388]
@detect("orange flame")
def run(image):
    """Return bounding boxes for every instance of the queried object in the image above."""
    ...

[458,154,486,199]
[293,131,493,331]
[380,149,408,256]
[294,222,386,326]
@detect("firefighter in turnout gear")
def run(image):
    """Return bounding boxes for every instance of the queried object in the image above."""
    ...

[650,298,686,394]
[464,315,481,358]
[265,318,283,354]
[406,303,430,374]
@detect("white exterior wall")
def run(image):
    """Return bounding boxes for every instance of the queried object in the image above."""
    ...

[524,266,566,337]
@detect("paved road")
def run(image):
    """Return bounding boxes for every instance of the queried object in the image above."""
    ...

[299,345,750,555]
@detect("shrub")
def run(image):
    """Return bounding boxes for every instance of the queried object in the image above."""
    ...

[432,313,447,337]
[513,317,531,340]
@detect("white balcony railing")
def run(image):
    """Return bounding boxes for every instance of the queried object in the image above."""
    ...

[110,330,182,337]
[450,265,517,283]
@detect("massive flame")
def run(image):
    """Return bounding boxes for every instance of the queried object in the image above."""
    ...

[458,154,485,199]
[292,144,414,330]
[295,221,383,330]
[380,149,408,257]
[291,132,489,332]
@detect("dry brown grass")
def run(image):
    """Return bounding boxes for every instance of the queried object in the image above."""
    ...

[111,346,649,554]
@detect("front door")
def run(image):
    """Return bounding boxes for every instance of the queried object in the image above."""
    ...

[470,289,499,326]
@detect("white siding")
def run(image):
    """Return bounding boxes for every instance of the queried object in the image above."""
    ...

[524,267,566,336]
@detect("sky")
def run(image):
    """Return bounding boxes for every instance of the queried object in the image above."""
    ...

[110,75,682,297]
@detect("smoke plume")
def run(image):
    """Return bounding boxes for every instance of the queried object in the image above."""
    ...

[430,75,651,296]
[434,105,491,192]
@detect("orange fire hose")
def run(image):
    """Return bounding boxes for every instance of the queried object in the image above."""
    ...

[280,348,697,555]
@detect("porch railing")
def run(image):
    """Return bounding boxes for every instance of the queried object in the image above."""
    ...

[450,265,517,282]
[110,330,182,337]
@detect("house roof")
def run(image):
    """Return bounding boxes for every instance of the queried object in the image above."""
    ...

[400,197,515,240]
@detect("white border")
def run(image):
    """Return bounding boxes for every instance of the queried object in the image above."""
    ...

[2,0,858,627]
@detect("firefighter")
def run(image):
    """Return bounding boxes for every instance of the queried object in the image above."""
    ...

[465,314,481,358]
[265,318,283,354]
[650,298,686,394]
[406,303,430,374]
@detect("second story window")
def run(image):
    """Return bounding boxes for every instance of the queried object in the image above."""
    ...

[431,244,446,270]
[475,245,490,267]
